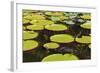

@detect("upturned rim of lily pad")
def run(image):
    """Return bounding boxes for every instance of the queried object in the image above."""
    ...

[76,36,91,43]
[80,21,91,29]
[43,42,59,49]
[45,24,68,31]
[23,31,38,40]
[50,34,74,43]
[27,25,44,30]
[23,40,38,51]
[42,54,79,62]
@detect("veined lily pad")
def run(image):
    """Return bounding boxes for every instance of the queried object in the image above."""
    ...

[50,34,74,43]
[80,14,91,20]
[80,21,91,29]
[43,42,59,49]
[30,20,54,25]
[45,12,63,16]
[23,40,38,51]
[45,24,68,31]
[27,25,44,30]
[76,36,91,43]
[23,31,38,40]
[42,54,79,62]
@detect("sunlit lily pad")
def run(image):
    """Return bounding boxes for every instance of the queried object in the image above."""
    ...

[45,12,63,16]
[30,20,54,25]
[50,34,74,43]
[64,20,75,25]
[80,14,91,20]
[23,31,38,40]
[22,19,30,24]
[45,24,68,31]
[42,54,79,62]
[43,42,59,49]
[23,40,38,51]
[76,36,91,43]
[51,16,68,21]
[27,25,44,30]
[80,21,91,29]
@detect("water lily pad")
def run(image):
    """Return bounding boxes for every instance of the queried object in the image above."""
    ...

[30,20,54,25]
[80,21,91,29]
[51,16,68,21]
[42,54,79,62]
[23,40,38,51]
[45,12,63,16]
[23,31,38,40]
[64,20,75,25]
[43,42,59,49]
[27,25,44,30]
[80,14,91,20]
[45,24,68,31]
[22,19,30,24]
[76,36,91,43]
[50,34,74,43]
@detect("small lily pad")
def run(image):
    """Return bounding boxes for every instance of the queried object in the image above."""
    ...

[45,24,68,31]
[42,54,79,62]
[80,21,91,29]
[50,34,74,43]
[23,31,38,40]
[43,42,59,49]
[23,40,38,51]
[27,25,44,30]
[76,36,91,43]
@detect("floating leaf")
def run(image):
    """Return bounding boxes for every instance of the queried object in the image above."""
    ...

[22,19,30,24]
[43,42,59,49]
[23,31,38,40]
[50,34,74,43]
[76,36,91,43]
[23,40,38,51]
[80,14,91,20]
[42,54,79,62]
[27,25,44,30]
[45,12,63,16]
[45,24,68,31]
[80,21,91,29]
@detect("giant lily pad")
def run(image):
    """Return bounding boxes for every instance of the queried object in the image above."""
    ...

[80,14,91,20]
[76,36,91,43]
[42,54,79,62]
[45,24,68,31]
[30,20,54,25]
[43,42,59,49]
[27,25,44,30]
[23,40,38,51]
[23,31,38,40]
[80,21,91,29]
[50,34,74,43]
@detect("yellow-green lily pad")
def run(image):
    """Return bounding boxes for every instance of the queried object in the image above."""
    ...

[22,18,30,24]
[42,54,79,62]
[45,12,63,16]
[80,21,91,29]
[23,40,38,51]
[76,36,91,43]
[43,42,59,49]
[45,24,68,31]
[23,31,38,40]
[50,34,74,43]
[80,14,91,20]
[27,25,44,30]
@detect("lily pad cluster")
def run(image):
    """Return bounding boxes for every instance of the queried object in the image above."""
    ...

[22,9,91,62]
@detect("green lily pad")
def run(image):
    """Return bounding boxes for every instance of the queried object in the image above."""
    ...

[76,36,91,43]
[43,42,59,49]
[30,20,54,25]
[80,21,91,29]
[42,54,79,62]
[80,14,91,20]
[22,19,30,24]
[23,31,38,40]
[45,24,68,31]
[27,25,44,30]
[50,34,74,43]
[51,16,68,21]
[64,20,75,25]
[45,12,63,16]
[23,40,38,51]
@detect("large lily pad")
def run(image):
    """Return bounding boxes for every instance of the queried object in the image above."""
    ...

[23,31,38,40]
[76,36,91,43]
[45,24,68,31]
[23,40,38,51]
[42,54,79,62]
[43,42,59,49]
[22,19,30,24]
[80,21,91,29]
[80,14,91,20]
[27,25,44,30]
[45,12,63,16]
[50,34,74,43]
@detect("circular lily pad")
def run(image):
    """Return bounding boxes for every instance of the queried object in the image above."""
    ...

[80,21,91,29]
[50,34,74,43]
[27,25,44,30]
[76,36,91,43]
[43,42,59,49]
[23,31,38,40]
[42,54,79,62]
[30,20,54,25]
[80,14,91,20]
[45,24,68,31]
[23,40,38,51]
